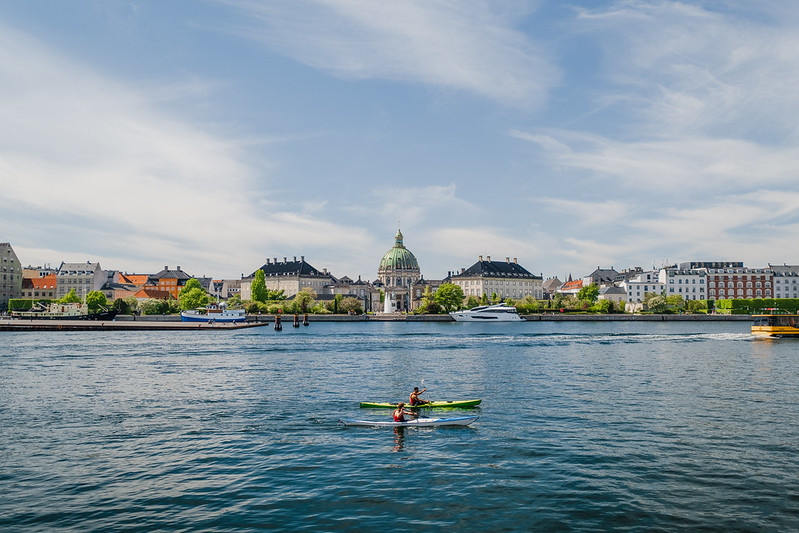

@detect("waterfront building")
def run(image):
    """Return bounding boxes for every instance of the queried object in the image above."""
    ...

[1,243,23,311]
[101,272,150,301]
[619,270,665,310]
[557,276,582,296]
[55,261,105,300]
[241,256,335,300]
[146,266,192,300]
[583,267,620,288]
[598,285,626,305]
[658,266,707,301]
[133,287,173,301]
[377,230,422,312]
[22,265,57,278]
[322,275,382,313]
[20,273,57,300]
[680,262,772,300]
[542,277,563,300]
[769,264,799,299]
[449,256,543,301]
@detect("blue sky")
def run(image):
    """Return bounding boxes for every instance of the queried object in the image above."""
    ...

[2,1,798,282]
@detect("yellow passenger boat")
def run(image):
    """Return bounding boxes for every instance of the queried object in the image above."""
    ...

[751,310,799,338]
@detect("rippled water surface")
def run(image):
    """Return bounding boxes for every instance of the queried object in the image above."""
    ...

[2,321,799,531]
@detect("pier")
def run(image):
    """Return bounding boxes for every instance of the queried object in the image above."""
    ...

[0,319,267,331]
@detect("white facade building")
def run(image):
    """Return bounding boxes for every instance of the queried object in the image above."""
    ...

[659,267,707,301]
[769,264,799,299]
[619,270,665,306]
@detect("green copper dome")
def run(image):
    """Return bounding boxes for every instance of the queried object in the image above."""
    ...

[378,230,419,271]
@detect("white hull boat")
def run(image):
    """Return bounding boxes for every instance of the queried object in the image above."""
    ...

[449,304,523,322]
[339,416,478,427]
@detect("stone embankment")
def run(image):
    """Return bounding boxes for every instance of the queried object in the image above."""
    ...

[1,313,751,331]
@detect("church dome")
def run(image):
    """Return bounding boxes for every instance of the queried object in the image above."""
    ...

[378,229,419,272]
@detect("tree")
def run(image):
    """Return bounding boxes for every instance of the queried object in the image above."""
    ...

[267,288,286,300]
[515,295,540,314]
[465,295,480,308]
[578,283,600,304]
[644,293,667,313]
[113,298,130,315]
[434,283,465,313]
[480,293,488,305]
[416,286,441,314]
[294,288,316,313]
[226,294,243,308]
[60,289,81,304]
[179,278,203,296]
[179,278,209,311]
[592,299,613,313]
[339,296,363,314]
[553,293,563,309]
[85,290,108,313]
[491,292,500,304]
[251,269,268,303]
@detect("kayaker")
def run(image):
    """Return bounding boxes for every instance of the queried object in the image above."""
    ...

[409,386,430,406]
[393,402,417,422]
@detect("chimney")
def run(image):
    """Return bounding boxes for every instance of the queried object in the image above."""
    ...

[274,257,278,264]
[461,268,465,274]
[506,257,510,263]
[177,266,181,271]
[294,256,297,262]
[301,256,305,261]
[514,258,518,264]
[487,256,491,262]
[479,255,483,262]
[266,258,270,265]
[283,257,287,263]
[164,266,168,271]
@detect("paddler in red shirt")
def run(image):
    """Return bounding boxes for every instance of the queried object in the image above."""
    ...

[393,402,416,422]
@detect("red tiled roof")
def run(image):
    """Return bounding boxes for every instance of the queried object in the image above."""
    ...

[31,274,57,289]
[561,279,583,290]
[134,288,172,299]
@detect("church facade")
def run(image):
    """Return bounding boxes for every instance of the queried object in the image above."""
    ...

[377,229,422,312]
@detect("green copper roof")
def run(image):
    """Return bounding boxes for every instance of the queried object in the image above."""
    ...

[379,230,419,271]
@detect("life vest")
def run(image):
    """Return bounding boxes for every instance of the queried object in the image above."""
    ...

[393,409,405,422]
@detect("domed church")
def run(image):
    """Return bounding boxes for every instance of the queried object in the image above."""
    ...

[377,229,421,312]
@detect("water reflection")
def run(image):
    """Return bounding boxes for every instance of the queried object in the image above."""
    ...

[393,426,405,452]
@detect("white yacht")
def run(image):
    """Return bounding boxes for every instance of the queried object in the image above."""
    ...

[449,303,524,322]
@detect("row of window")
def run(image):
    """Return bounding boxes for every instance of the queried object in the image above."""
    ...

[709,281,768,288]
[668,287,705,293]
[709,289,770,297]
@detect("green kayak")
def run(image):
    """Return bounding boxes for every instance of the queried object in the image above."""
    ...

[359,399,482,409]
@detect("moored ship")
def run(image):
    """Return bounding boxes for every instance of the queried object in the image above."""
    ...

[180,302,246,323]
[11,302,118,321]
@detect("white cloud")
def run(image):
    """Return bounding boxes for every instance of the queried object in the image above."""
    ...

[577,1,799,138]
[216,0,558,107]
[0,22,370,277]
[369,183,478,229]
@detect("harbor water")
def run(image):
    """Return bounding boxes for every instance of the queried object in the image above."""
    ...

[2,321,798,531]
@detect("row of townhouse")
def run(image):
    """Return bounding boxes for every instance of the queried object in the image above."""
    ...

[557,261,799,309]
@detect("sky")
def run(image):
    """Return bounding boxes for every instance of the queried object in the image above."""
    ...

[2,1,799,282]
